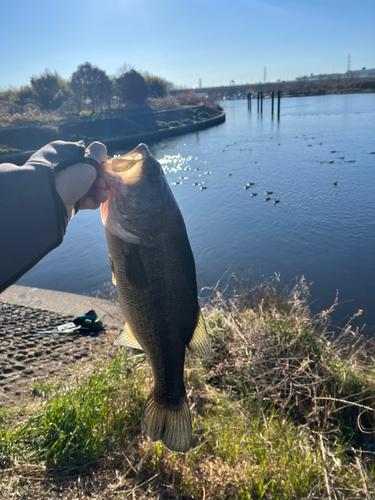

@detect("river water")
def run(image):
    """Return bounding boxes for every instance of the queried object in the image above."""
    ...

[18,94,375,330]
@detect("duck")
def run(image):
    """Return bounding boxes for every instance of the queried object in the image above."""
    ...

[244,186,250,190]
[274,199,280,205]
[332,181,337,186]
[228,173,232,177]
[251,193,258,197]
[265,191,273,195]
[265,197,271,202]
[200,186,207,190]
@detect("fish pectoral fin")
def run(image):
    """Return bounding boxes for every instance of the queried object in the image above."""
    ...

[109,254,116,286]
[114,323,143,351]
[188,309,211,357]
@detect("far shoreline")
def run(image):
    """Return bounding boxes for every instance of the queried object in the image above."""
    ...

[0,107,225,165]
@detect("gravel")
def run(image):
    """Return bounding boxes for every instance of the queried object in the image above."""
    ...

[0,302,117,404]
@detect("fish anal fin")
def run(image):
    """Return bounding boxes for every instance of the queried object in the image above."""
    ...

[188,309,211,357]
[114,323,143,351]
[142,393,191,452]
[109,254,116,286]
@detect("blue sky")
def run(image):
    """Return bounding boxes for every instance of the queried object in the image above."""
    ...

[1,0,374,89]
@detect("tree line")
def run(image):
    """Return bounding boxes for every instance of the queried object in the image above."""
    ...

[0,62,170,113]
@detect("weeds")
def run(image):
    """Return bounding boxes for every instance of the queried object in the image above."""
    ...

[1,278,375,498]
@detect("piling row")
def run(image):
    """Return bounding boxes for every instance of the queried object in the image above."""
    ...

[247,91,281,119]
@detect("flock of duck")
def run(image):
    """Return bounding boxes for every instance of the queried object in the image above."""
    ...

[164,146,282,204]
[161,136,375,202]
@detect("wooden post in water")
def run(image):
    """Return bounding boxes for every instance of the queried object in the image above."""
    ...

[260,92,263,114]
[247,93,252,110]
[277,90,281,120]
[271,90,275,118]
[257,92,260,113]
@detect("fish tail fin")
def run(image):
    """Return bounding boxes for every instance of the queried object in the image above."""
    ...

[141,393,191,452]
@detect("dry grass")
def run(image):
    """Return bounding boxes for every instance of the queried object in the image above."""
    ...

[146,96,178,111]
[1,278,375,499]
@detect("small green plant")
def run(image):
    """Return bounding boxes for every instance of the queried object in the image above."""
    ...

[78,110,92,119]
[0,146,21,155]
[168,120,181,127]
[156,120,170,129]
[199,111,211,119]
[182,118,194,124]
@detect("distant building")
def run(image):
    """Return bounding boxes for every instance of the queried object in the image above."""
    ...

[296,68,375,81]
[352,67,375,78]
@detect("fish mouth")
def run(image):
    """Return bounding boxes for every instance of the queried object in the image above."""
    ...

[103,144,152,186]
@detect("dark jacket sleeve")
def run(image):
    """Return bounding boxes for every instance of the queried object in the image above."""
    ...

[0,140,88,293]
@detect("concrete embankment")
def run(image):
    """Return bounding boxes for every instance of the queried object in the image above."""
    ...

[0,285,122,404]
[0,107,225,165]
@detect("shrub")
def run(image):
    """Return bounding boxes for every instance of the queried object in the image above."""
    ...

[145,96,177,110]
[176,92,200,105]
[115,70,148,105]
[156,120,170,129]
[31,70,70,110]
[144,74,168,98]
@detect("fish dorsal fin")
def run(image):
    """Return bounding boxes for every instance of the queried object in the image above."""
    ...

[109,254,116,286]
[114,323,143,351]
[188,309,211,357]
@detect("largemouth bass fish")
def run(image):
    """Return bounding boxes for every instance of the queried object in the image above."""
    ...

[100,143,210,452]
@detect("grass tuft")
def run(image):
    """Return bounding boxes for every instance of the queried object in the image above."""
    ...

[1,278,375,498]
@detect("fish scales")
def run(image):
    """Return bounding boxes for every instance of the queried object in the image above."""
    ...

[106,227,198,401]
[100,144,211,452]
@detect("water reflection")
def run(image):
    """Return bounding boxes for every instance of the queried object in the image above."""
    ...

[18,94,375,332]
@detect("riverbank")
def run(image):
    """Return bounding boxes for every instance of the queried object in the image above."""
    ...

[0,105,225,165]
[1,280,374,498]
[186,76,375,100]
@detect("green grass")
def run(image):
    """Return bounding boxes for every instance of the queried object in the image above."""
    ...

[1,279,375,498]
[198,111,211,119]
[156,120,170,129]
[0,354,146,468]
[0,146,22,155]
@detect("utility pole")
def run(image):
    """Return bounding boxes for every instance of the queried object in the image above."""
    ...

[347,55,351,72]
[199,78,202,88]
[264,67,267,83]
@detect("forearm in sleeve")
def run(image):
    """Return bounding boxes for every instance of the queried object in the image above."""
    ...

[0,162,68,292]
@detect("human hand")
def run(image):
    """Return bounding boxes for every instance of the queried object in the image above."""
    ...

[55,142,110,216]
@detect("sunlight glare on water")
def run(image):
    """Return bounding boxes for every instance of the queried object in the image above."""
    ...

[18,94,375,331]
